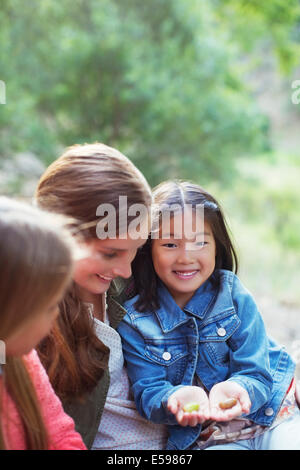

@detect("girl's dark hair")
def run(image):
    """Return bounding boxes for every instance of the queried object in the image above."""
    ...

[132,180,238,312]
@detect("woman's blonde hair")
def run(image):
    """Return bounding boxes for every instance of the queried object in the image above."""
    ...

[35,142,152,401]
[0,197,74,449]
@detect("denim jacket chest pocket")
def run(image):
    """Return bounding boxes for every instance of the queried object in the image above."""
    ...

[198,313,241,366]
[145,339,190,385]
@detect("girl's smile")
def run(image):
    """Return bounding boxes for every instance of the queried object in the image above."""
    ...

[172,270,199,280]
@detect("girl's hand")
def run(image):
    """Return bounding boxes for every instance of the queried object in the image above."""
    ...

[167,386,210,427]
[209,381,251,421]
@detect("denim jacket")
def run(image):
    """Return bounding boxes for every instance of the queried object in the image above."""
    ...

[118,269,295,450]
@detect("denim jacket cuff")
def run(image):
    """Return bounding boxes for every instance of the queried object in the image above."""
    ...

[227,376,269,415]
[226,377,255,404]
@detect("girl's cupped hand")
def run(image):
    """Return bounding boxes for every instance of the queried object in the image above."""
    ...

[167,386,210,427]
[209,380,251,421]
[167,381,251,426]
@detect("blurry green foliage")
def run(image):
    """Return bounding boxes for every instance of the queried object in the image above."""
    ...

[0,0,286,184]
[1,0,300,301]
[206,152,300,302]
[236,157,300,250]
[213,0,300,73]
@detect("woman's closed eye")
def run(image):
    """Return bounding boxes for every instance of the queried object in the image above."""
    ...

[102,252,118,259]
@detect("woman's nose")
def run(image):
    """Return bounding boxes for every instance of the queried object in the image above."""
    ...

[112,262,132,279]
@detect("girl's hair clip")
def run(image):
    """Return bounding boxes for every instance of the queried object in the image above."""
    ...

[204,201,219,211]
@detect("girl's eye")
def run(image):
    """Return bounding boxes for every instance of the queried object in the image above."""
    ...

[162,243,177,248]
[195,241,207,247]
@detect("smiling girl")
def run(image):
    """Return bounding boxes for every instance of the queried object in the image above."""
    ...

[118,180,300,450]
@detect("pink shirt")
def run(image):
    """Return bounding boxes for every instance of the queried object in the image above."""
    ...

[1,349,86,450]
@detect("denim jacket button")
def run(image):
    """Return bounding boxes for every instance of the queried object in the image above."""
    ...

[217,327,226,337]
[264,407,274,416]
[162,351,171,361]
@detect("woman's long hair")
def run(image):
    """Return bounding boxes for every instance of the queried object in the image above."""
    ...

[0,198,74,449]
[35,142,152,401]
[132,180,238,312]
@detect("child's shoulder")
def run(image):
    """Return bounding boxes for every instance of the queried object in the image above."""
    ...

[123,294,147,312]
[214,268,239,292]
[22,348,42,371]
[215,269,257,306]
[216,268,236,283]
[123,294,139,312]
[22,349,53,394]
[216,269,249,291]
[123,294,155,322]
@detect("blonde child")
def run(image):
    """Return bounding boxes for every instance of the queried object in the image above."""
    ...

[0,197,86,450]
[118,180,300,450]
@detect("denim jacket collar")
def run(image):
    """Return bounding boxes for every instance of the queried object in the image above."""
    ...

[156,271,236,333]
[155,275,215,333]
[156,283,188,332]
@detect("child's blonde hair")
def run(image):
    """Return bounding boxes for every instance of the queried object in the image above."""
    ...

[0,197,74,449]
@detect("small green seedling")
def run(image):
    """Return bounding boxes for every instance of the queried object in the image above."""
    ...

[183,402,200,412]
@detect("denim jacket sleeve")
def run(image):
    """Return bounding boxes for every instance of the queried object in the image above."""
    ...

[117,313,184,425]
[226,274,273,414]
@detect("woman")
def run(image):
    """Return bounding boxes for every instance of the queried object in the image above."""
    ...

[35,142,168,450]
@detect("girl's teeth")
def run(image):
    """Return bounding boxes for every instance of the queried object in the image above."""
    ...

[174,271,198,277]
